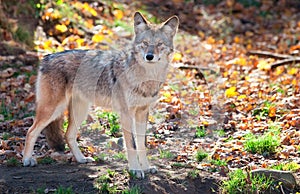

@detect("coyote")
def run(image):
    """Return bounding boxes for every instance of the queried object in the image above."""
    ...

[23,12,179,178]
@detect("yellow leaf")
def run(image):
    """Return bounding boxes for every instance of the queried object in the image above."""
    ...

[148,115,155,123]
[257,60,271,70]
[76,38,85,47]
[225,86,239,98]
[161,91,172,103]
[237,57,247,66]
[55,24,68,33]
[113,9,124,20]
[288,67,298,75]
[92,34,104,43]
[221,46,227,52]
[83,2,97,16]
[237,94,247,100]
[42,40,52,50]
[173,52,182,62]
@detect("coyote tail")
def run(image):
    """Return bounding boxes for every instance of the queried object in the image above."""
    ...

[43,115,65,152]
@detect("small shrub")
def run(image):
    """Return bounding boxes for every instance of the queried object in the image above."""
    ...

[98,112,121,137]
[195,126,206,138]
[195,150,208,162]
[244,132,280,155]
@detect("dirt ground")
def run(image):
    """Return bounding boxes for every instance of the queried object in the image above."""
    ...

[0,156,221,194]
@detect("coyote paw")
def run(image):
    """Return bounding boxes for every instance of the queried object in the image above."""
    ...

[130,169,145,179]
[130,166,157,179]
[145,166,157,174]
[23,157,37,167]
[77,156,95,163]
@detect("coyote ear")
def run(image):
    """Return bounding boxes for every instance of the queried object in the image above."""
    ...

[134,12,149,34]
[161,15,179,37]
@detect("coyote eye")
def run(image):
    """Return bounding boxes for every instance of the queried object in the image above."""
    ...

[142,41,149,46]
[157,42,163,46]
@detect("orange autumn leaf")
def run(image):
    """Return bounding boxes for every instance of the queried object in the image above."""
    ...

[268,107,276,117]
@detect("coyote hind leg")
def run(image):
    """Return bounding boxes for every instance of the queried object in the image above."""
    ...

[23,102,66,166]
[66,96,94,163]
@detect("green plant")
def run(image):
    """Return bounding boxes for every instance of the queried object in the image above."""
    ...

[253,100,276,120]
[38,156,56,165]
[211,159,227,167]
[96,169,118,193]
[1,100,12,121]
[122,185,142,194]
[221,169,275,194]
[195,126,206,138]
[55,186,73,194]
[2,132,11,140]
[195,150,208,162]
[270,161,300,172]
[113,152,127,161]
[159,149,174,159]
[6,157,21,167]
[13,27,33,47]
[188,169,200,179]
[244,131,280,155]
[98,112,121,137]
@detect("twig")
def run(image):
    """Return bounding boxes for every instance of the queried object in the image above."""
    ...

[247,50,293,59]
[247,50,300,69]
[270,58,300,69]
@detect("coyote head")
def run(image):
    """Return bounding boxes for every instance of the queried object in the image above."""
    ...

[133,12,179,65]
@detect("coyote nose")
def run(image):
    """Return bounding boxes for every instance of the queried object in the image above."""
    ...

[145,53,154,61]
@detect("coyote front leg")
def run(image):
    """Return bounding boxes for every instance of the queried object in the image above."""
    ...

[135,106,157,174]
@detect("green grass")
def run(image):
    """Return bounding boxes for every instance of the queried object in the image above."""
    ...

[96,169,118,193]
[187,169,200,179]
[270,161,300,172]
[210,159,227,167]
[55,186,74,194]
[122,186,142,194]
[97,111,121,137]
[1,100,13,121]
[6,157,21,167]
[113,152,127,161]
[159,149,174,159]
[2,132,12,140]
[244,131,280,155]
[38,156,56,165]
[195,150,208,162]
[221,169,275,194]
[195,126,206,138]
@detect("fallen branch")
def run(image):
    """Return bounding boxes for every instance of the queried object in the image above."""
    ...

[247,50,300,69]
[247,50,293,59]
[270,58,300,69]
